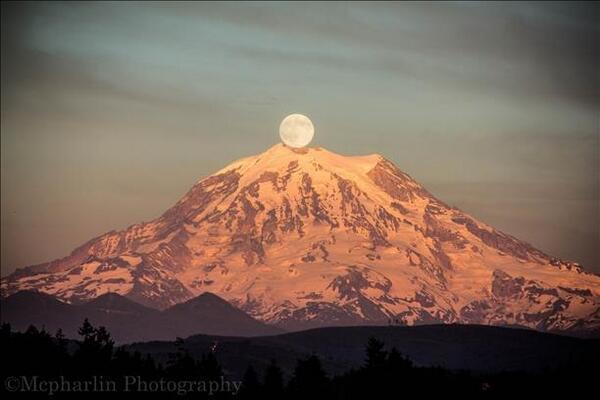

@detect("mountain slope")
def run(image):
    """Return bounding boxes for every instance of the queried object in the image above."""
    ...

[0,291,281,342]
[2,144,599,333]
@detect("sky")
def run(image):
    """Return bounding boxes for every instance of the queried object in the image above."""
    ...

[1,1,598,275]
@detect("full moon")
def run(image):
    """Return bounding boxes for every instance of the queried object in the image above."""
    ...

[279,113,314,148]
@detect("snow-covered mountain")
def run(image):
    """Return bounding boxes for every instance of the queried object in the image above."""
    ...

[2,144,599,334]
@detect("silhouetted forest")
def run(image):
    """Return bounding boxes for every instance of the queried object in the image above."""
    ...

[1,321,595,398]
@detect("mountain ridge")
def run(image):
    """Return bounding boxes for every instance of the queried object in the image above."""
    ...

[2,144,599,334]
[0,290,281,342]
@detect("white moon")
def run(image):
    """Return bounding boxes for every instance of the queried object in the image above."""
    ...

[279,113,314,148]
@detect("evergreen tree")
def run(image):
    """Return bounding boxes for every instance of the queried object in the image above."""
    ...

[287,355,330,399]
[387,347,412,372]
[263,359,284,400]
[74,318,115,374]
[198,351,223,380]
[239,365,261,399]
[0,323,11,340]
[364,337,387,370]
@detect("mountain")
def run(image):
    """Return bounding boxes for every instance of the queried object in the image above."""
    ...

[73,292,163,342]
[84,291,156,314]
[2,144,599,334]
[127,325,600,379]
[0,291,280,342]
[0,290,76,334]
[163,292,281,337]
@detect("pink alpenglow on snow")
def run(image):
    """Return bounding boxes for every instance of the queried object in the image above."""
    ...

[2,144,599,334]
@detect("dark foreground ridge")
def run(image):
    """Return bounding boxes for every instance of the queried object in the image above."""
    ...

[1,321,597,398]
[129,324,600,378]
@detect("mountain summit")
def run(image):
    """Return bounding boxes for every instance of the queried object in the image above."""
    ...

[2,144,599,333]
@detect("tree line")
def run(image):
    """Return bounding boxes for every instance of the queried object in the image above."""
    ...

[1,321,594,398]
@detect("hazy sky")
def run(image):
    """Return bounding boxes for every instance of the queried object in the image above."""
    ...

[1,1,598,275]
